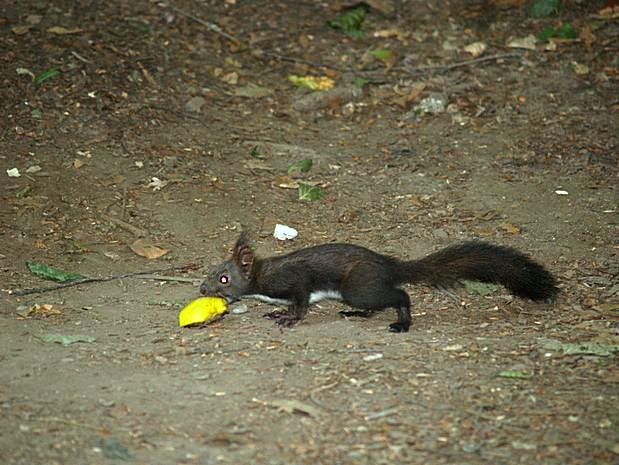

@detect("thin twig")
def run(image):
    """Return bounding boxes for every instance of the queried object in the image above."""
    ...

[9,262,202,296]
[403,53,523,74]
[168,4,241,44]
[164,4,344,71]
[140,274,200,284]
[259,50,347,71]
[101,213,146,237]
[309,380,339,408]
[71,51,92,64]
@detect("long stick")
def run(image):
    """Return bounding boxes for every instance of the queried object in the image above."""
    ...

[403,53,522,74]
[9,262,201,296]
[168,5,241,44]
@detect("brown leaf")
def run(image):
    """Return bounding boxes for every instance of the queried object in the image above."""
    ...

[373,28,408,41]
[12,25,32,35]
[47,26,83,34]
[579,25,596,48]
[271,175,299,189]
[233,83,272,98]
[17,303,63,318]
[221,71,239,85]
[365,0,396,16]
[270,399,321,418]
[478,210,500,221]
[475,227,495,237]
[391,82,426,108]
[244,159,274,171]
[499,222,521,234]
[130,239,169,259]
[593,302,619,314]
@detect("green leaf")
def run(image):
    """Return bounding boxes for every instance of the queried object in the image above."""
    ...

[250,145,266,159]
[40,333,96,346]
[298,183,324,201]
[95,437,133,461]
[543,341,619,357]
[34,68,60,85]
[352,77,369,88]
[26,261,86,282]
[288,159,313,174]
[530,0,560,18]
[327,6,367,37]
[538,22,577,42]
[16,186,32,199]
[498,370,530,379]
[370,49,392,61]
[463,280,500,296]
[288,75,334,91]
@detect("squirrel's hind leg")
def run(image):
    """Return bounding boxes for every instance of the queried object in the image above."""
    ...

[341,265,412,333]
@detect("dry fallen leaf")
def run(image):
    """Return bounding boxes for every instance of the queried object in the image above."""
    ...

[373,28,408,41]
[270,399,321,418]
[244,159,274,171]
[507,35,537,50]
[233,83,272,98]
[222,72,239,85]
[17,303,63,318]
[130,239,169,259]
[47,26,83,34]
[499,222,521,234]
[271,176,323,190]
[391,82,426,108]
[365,0,396,16]
[475,227,496,237]
[572,62,590,75]
[579,25,596,48]
[271,175,300,189]
[34,239,48,249]
[463,41,487,57]
[12,25,32,35]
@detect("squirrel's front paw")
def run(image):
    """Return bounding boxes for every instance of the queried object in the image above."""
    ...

[276,316,299,328]
[264,311,300,328]
[263,310,289,319]
[388,322,410,333]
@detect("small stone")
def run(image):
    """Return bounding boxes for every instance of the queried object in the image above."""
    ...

[433,228,449,240]
[184,96,206,113]
[415,93,448,114]
[231,304,249,315]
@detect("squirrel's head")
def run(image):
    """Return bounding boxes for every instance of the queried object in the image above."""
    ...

[199,232,255,302]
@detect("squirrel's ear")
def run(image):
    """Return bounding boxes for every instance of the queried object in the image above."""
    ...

[233,232,254,276]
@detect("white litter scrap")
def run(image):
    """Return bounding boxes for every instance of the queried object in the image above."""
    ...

[7,168,20,177]
[273,224,298,240]
[148,177,168,191]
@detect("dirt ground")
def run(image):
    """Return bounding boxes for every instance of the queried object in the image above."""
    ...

[1,1,618,464]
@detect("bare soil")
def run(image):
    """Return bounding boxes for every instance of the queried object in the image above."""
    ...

[1,1,617,464]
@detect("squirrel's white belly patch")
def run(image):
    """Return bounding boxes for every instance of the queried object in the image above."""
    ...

[245,290,342,305]
[309,290,343,303]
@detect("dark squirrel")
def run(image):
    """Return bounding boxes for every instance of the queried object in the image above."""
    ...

[199,232,558,332]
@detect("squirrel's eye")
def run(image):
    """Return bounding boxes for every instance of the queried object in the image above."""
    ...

[219,274,229,284]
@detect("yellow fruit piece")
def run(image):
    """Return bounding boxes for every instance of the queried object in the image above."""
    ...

[288,75,335,91]
[178,297,228,327]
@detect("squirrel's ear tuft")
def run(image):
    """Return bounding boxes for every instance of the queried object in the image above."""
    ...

[233,231,254,277]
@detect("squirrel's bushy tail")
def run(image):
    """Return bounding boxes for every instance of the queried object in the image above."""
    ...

[399,241,558,301]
